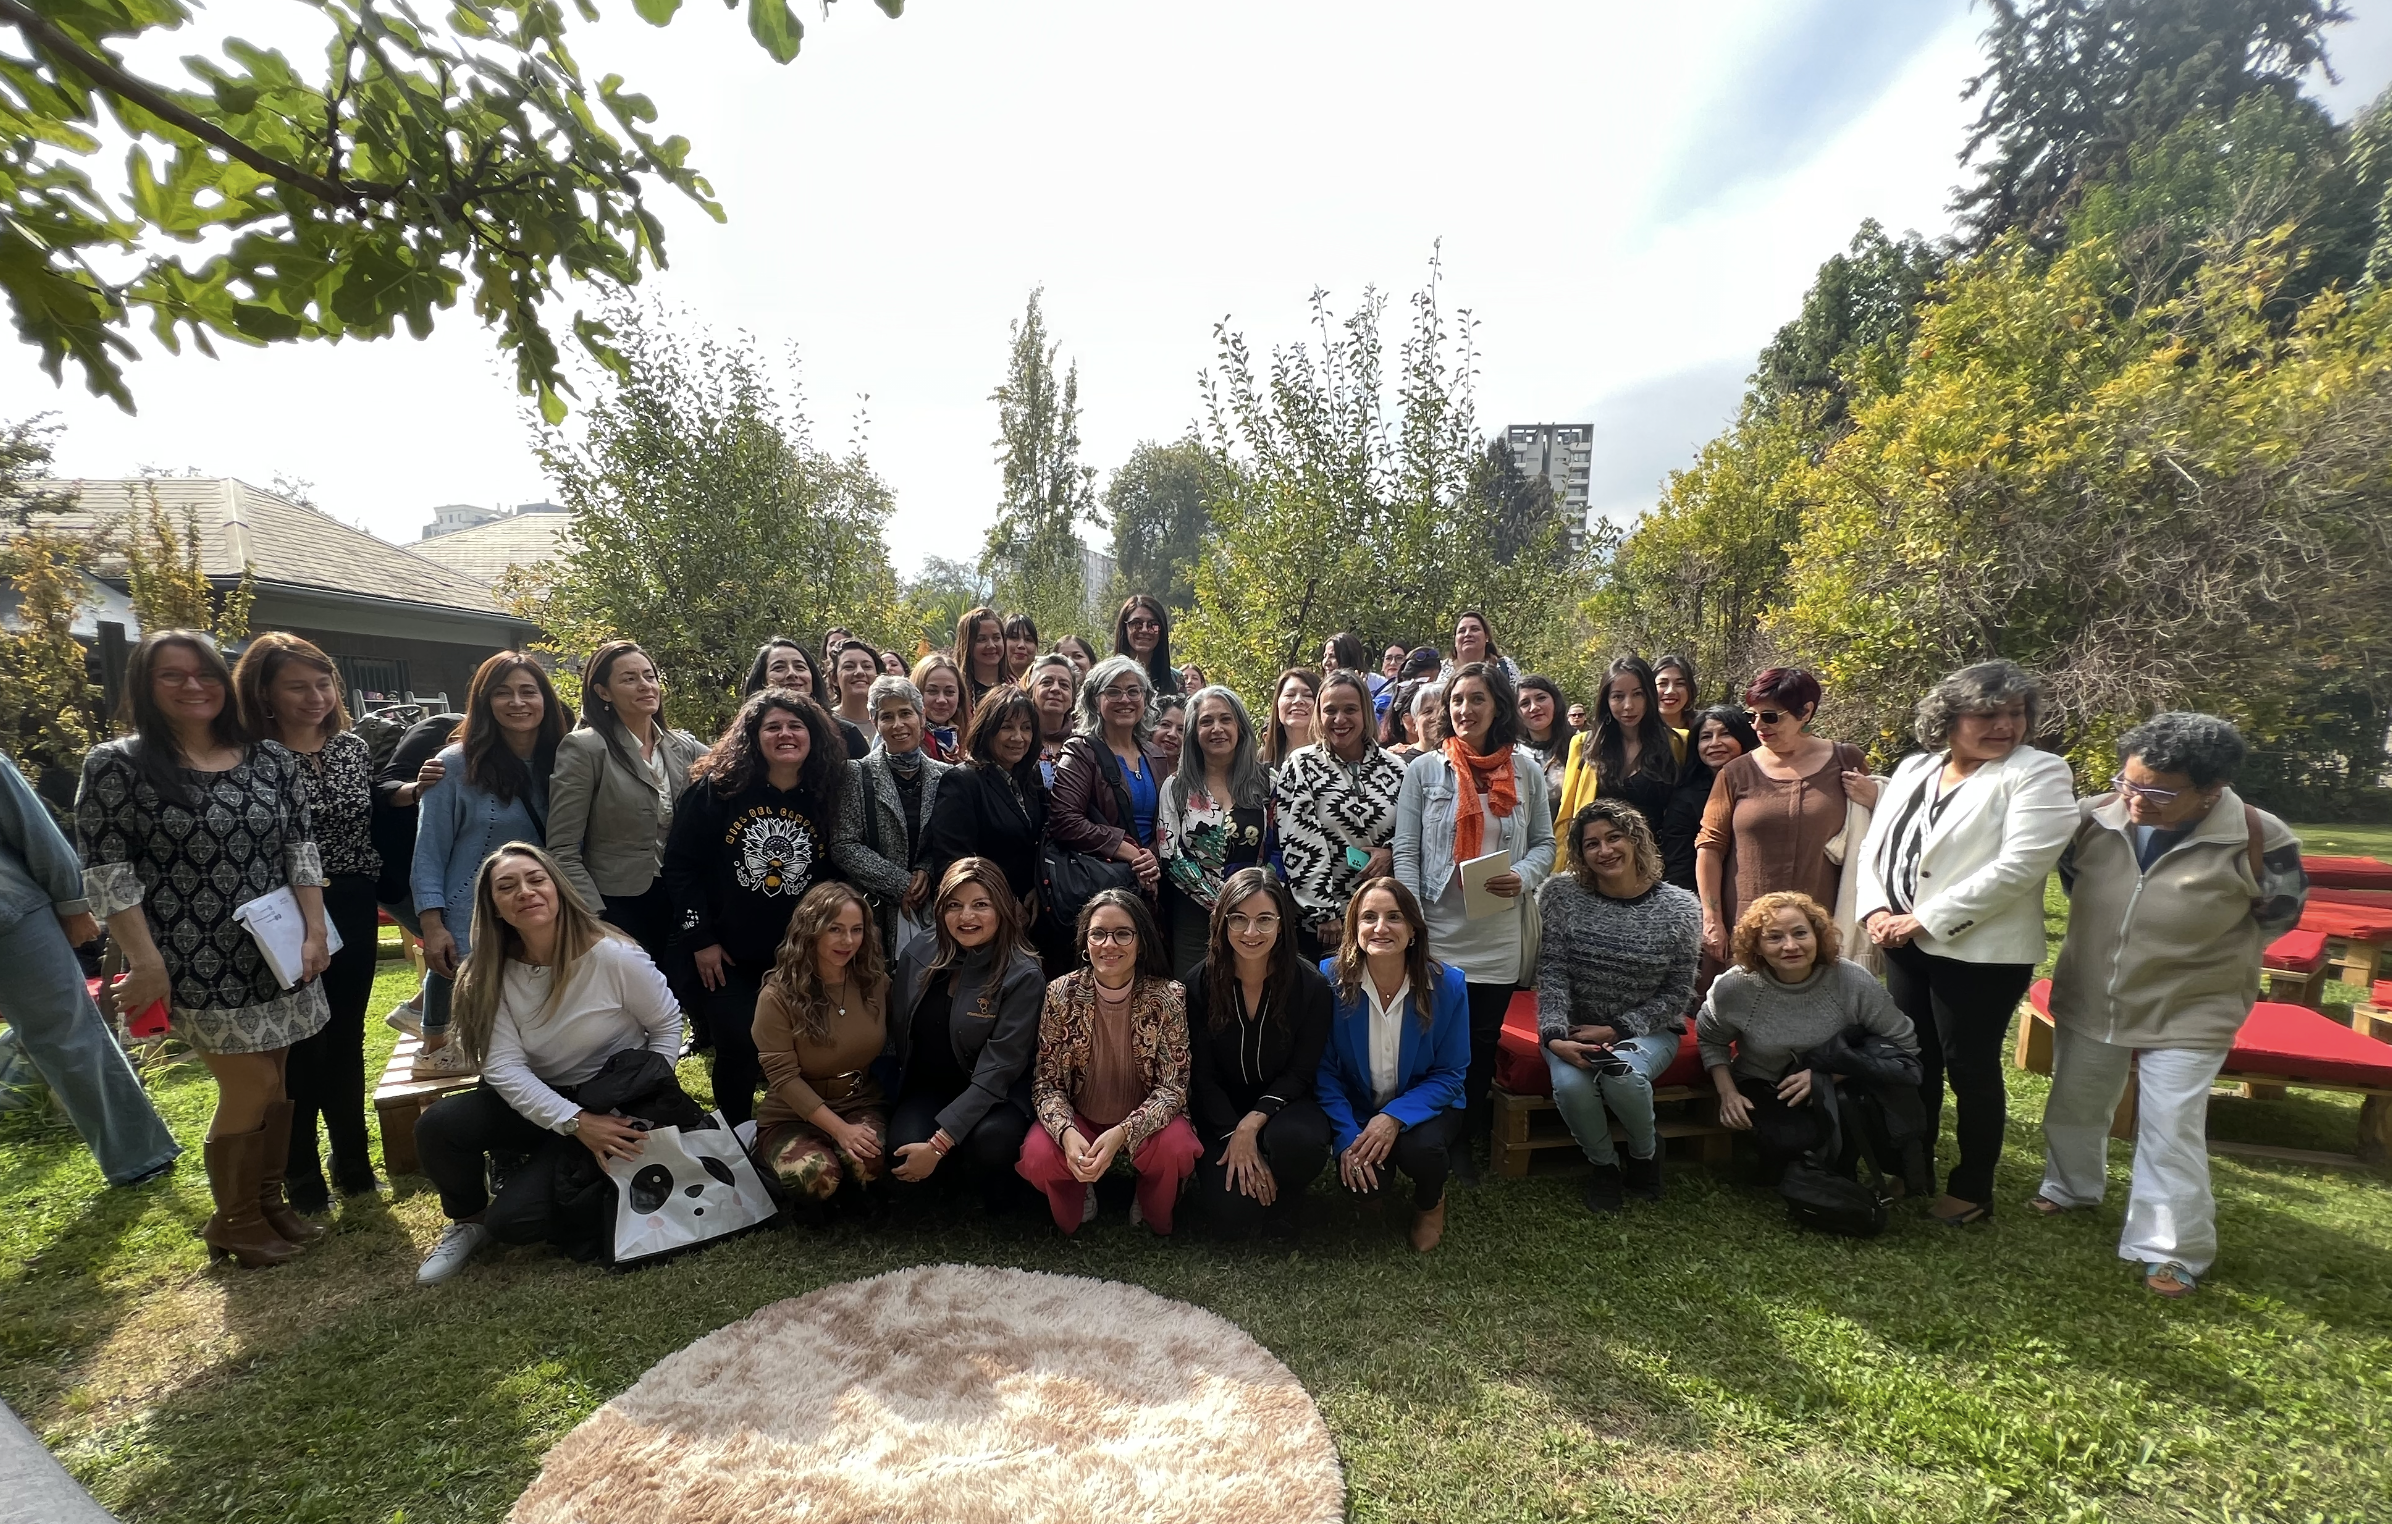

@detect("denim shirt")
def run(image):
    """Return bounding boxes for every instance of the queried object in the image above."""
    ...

[1390,748,1557,909]
[409,744,547,958]
[0,753,84,933]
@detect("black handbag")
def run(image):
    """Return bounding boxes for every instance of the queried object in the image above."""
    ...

[1779,1161,1889,1238]
[1039,739,1140,937]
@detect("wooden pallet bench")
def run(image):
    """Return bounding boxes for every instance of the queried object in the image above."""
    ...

[1491,1085,1732,1178]
[373,1028,479,1176]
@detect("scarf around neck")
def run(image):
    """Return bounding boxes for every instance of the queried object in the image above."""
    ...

[1442,735,1517,863]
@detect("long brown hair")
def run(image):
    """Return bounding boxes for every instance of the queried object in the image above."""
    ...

[960,683,1043,794]
[231,631,350,745]
[1332,875,1436,1029]
[450,843,621,1065]
[954,605,1007,706]
[763,881,886,1044]
[691,688,845,825]
[1259,666,1321,766]
[578,639,673,776]
[927,856,1030,973]
[121,630,247,806]
[458,651,567,804]
[1203,867,1300,1036]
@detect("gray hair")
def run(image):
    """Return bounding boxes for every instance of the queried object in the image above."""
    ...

[1074,653,1153,745]
[867,674,923,720]
[1028,651,1078,687]
[1914,659,2044,748]
[1411,680,1448,745]
[1167,685,1268,814]
[2118,711,2247,788]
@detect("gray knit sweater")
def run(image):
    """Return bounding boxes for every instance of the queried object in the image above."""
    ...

[1532,876,1702,1042]
[1695,959,1917,1082]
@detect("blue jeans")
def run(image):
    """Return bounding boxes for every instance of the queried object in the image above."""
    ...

[1543,1031,1681,1168]
[0,910,180,1184]
[381,898,451,1032]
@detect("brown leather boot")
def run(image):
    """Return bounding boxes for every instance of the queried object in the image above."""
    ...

[202,1130,301,1269]
[257,1099,326,1245]
[1409,1194,1446,1253]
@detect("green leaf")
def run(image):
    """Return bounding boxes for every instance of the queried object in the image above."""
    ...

[747,0,802,63]
[632,0,683,21]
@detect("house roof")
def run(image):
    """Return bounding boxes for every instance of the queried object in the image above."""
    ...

[22,478,508,616]
[406,510,575,586]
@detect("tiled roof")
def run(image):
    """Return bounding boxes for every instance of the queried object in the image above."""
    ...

[21,478,507,615]
[406,511,575,586]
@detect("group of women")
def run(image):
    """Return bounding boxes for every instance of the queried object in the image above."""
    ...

[16,599,2303,1300]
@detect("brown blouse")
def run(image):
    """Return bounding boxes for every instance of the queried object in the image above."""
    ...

[753,978,889,1127]
[1076,993,1144,1129]
[1695,742,1864,928]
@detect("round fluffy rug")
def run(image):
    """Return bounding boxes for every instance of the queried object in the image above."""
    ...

[508,1263,1345,1524]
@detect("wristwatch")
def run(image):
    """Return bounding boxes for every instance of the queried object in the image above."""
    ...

[562,1113,582,1137]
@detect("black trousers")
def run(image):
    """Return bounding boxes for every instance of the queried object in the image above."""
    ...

[1337,1105,1461,1210]
[286,874,382,1194]
[415,1082,570,1242]
[698,966,766,1126]
[1194,1099,1331,1235]
[599,881,676,965]
[1460,980,1514,1143]
[888,1090,1032,1208]
[1883,942,2035,1204]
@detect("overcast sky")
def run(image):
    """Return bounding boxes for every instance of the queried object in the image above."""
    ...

[7,0,2391,573]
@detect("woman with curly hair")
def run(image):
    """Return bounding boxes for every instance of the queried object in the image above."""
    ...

[751,881,889,1206]
[663,688,847,1125]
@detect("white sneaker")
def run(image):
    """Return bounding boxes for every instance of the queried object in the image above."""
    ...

[411,1040,477,1081]
[1082,1184,1099,1224]
[1129,1195,1144,1230]
[384,1004,423,1039]
[417,1221,491,1285]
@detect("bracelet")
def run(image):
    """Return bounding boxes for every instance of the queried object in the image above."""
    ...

[929,1130,954,1157]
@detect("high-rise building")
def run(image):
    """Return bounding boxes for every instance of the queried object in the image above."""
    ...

[1504,423,1594,548]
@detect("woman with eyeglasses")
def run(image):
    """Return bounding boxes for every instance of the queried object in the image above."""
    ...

[1157,686,1272,975]
[1185,870,1331,1237]
[1017,889,1200,1234]
[2035,714,2306,1298]
[1112,595,1181,697]
[1049,656,1169,900]
[1693,668,1877,968]
[1854,661,2075,1229]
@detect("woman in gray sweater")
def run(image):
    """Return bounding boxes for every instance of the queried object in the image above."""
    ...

[1534,799,1700,1213]
[1698,890,1915,1162]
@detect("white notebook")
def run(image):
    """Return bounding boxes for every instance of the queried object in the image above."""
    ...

[232,887,344,989]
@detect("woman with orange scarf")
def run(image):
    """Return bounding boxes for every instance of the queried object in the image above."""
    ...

[1390,661,1556,1184]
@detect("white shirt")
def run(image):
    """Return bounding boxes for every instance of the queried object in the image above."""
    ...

[481,936,684,1133]
[1363,974,1411,1108]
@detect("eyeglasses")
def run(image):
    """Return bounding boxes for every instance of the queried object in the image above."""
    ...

[154,670,225,690]
[2109,772,2183,804]
[1225,914,1281,935]
[1086,927,1138,946]
[1100,685,1145,702]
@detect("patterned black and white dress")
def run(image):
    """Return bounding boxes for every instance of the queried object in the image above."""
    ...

[1271,739,1407,936]
[76,738,331,1054]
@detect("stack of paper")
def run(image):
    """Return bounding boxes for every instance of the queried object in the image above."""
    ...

[232,887,344,989]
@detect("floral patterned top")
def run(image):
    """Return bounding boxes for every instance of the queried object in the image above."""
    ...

[76,738,328,1053]
[1031,969,1190,1149]
[287,730,381,879]
[1156,778,1272,910]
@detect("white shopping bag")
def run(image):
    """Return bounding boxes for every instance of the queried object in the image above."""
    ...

[602,1110,777,1267]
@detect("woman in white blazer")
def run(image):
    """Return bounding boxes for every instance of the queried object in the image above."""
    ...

[1856,660,2076,1228]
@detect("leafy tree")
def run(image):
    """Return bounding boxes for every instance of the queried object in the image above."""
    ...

[1749,219,1944,436]
[0,0,902,417]
[1467,436,1558,568]
[1953,0,2345,251]
[1101,436,1215,614]
[981,289,1093,640]
[0,416,101,802]
[900,554,990,654]
[515,302,905,735]
[117,478,252,642]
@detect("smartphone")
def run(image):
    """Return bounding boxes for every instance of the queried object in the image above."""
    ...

[1344,845,1373,870]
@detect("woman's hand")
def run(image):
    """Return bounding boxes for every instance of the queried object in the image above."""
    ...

[1485,870,1523,898]
[397,755,446,806]
[1866,910,1922,948]
[109,958,170,1018]
[1777,1068,1816,1107]
[1547,1038,1594,1070]
[419,916,459,978]
[1701,909,1727,962]
[901,869,932,914]
[57,910,99,948]
[1066,1124,1125,1184]
[1841,769,1879,809]
[1570,1024,1619,1047]
[1121,843,1161,892]
[1710,1067,1752,1130]
[575,1112,647,1163]
[1362,845,1393,880]
[1219,1119,1275,1205]
[818,1112,881,1162]
[298,929,332,985]
[1350,1112,1399,1168]
[891,1140,942,1182]
[692,943,731,992]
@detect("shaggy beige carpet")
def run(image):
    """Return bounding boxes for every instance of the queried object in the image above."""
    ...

[508,1263,1345,1524]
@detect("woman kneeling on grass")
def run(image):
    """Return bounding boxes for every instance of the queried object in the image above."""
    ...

[751,882,888,1210]
[414,844,681,1285]
[1317,877,1470,1252]
[1017,889,1200,1235]
[1697,891,1916,1176]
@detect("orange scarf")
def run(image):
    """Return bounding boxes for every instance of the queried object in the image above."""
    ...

[1442,736,1517,863]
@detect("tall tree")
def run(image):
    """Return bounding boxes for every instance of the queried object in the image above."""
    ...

[981,289,1093,640]
[518,302,905,735]
[1748,219,1944,436]
[1467,436,1558,567]
[0,417,100,801]
[1102,436,1215,614]
[1953,0,2345,251]
[0,0,902,417]
[901,554,992,653]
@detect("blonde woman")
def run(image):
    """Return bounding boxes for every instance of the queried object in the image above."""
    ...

[751,882,890,1206]
[412,843,680,1285]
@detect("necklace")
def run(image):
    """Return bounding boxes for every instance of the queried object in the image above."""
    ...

[1093,976,1134,1006]
[823,977,849,1019]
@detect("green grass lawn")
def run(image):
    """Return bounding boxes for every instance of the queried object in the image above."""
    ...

[6,844,2392,1523]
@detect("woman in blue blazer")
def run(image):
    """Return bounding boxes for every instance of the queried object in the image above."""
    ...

[1317,876,1470,1251]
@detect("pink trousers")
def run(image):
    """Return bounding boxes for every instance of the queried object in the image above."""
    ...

[1017,1112,1201,1234]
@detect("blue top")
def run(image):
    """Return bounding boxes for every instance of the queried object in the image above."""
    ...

[0,753,84,933]
[1123,753,1159,847]
[409,743,547,958]
[1314,957,1470,1153]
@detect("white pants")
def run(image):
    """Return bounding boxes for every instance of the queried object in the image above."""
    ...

[2038,1023,2229,1277]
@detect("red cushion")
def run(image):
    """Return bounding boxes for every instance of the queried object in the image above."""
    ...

[2299,888,2392,942]
[2373,980,2392,1009]
[2263,929,2329,973]
[2303,855,2392,891]
[1494,990,1706,1096]
[2026,979,2392,1087]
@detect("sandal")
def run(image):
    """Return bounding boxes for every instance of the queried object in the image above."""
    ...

[1931,1197,1992,1227]
[2026,1194,2070,1217]
[2143,1261,2196,1298]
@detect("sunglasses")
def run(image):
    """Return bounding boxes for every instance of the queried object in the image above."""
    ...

[1755,710,1794,726]
[2109,772,2183,804]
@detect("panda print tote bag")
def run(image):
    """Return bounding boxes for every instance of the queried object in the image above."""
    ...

[602,1111,779,1267]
